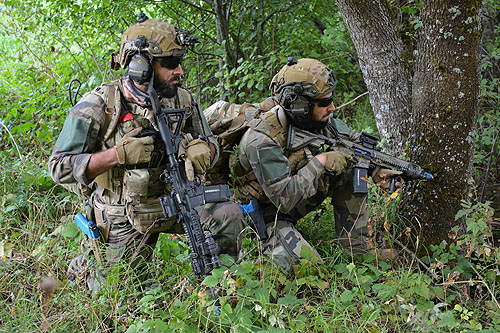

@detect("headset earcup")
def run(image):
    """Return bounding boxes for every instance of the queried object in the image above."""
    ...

[289,95,311,117]
[128,54,152,84]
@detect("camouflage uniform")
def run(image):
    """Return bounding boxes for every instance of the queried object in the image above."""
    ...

[202,104,369,272]
[49,77,218,291]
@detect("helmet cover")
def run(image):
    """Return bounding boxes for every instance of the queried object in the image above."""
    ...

[116,18,185,69]
[270,58,337,99]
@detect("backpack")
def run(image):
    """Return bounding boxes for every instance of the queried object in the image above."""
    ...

[203,98,277,184]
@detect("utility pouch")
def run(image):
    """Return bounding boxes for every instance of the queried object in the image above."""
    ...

[123,169,179,234]
[123,169,149,201]
[94,168,123,194]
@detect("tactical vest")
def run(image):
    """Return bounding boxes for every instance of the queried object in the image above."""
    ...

[89,81,193,235]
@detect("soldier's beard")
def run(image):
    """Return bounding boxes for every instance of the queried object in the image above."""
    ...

[288,115,328,132]
[310,119,329,131]
[153,75,181,98]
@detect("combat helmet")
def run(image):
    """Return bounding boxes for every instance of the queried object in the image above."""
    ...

[270,57,337,130]
[111,13,198,80]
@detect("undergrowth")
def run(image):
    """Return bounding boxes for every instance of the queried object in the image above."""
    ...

[0,152,498,331]
[0,3,498,332]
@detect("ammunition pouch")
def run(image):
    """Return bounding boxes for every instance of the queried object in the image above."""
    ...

[122,168,180,234]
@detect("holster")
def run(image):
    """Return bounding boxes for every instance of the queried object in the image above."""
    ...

[81,200,105,265]
[239,198,268,240]
[94,207,110,242]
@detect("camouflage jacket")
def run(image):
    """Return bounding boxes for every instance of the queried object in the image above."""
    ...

[231,105,360,217]
[49,78,218,199]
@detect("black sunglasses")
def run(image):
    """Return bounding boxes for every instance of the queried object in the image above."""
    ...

[157,56,183,69]
[312,95,334,107]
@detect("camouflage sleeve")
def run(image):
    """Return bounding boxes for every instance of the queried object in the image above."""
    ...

[181,89,220,166]
[48,91,106,185]
[240,129,325,213]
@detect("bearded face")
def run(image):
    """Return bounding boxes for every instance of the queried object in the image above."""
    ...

[153,74,181,99]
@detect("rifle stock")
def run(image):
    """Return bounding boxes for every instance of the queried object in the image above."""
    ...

[156,108,232,276]
[287,125,433,194]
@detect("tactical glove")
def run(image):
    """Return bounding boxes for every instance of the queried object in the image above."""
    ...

[185,138,211,175]
[115,128,154,165]
[323,151,352,175]
[372,168,403,190]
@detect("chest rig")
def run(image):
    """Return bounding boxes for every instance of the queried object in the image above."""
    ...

[92,81,192,193]
[91,81,193,234]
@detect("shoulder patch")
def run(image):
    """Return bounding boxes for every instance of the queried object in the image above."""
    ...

[257,144,289,183]
[55,114,91,153]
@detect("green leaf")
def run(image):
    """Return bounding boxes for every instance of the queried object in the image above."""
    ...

[454,209,467,220]
[219,254,234,267]
[59,221,82,239]
[253,288,270,303]
[299,244,316,260]
[18,121,36,134]
[277,294,305,305]
[437,311,457,328]
[296,277,306,286]
[334,263,347,273]
[339,289,354,303]
[413,284,430,299]
[201,275,220,287]
[4,204,18,213]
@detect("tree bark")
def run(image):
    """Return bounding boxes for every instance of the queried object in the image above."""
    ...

[405,0,483,245]
[336,0,412,155]
[336,0,483,247]
[211,0,236,67]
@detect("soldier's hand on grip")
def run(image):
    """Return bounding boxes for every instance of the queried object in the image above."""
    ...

[185,138,211,175]
[322,151,353,175]
[372,167,403,190]
[115,127,154,165]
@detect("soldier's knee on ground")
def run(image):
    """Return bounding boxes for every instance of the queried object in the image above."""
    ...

[200,201,245,257]
[263,219,322,273]
[67,253,106,294]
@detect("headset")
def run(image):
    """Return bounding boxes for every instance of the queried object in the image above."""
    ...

[128,53,153,84]
[121,13,200,85]
[127,36,153,84]
[275,82,319,117]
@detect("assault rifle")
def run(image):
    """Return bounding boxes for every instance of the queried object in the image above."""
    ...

[156,108,232,277]
[287,126,433,194]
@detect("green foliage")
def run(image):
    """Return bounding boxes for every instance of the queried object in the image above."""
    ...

[0,1,499,331]
[475,17,500,197]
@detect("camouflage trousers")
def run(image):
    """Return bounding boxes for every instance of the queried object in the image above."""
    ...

[199,186,370,273]
[67,202,237,293]
[67,211,168,294]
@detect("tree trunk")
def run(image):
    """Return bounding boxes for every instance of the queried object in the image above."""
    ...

[204,0,235,95]
[335,0,412,155]
[405,0,483,245]
[212,0,235,68]
[336,0,483,246]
